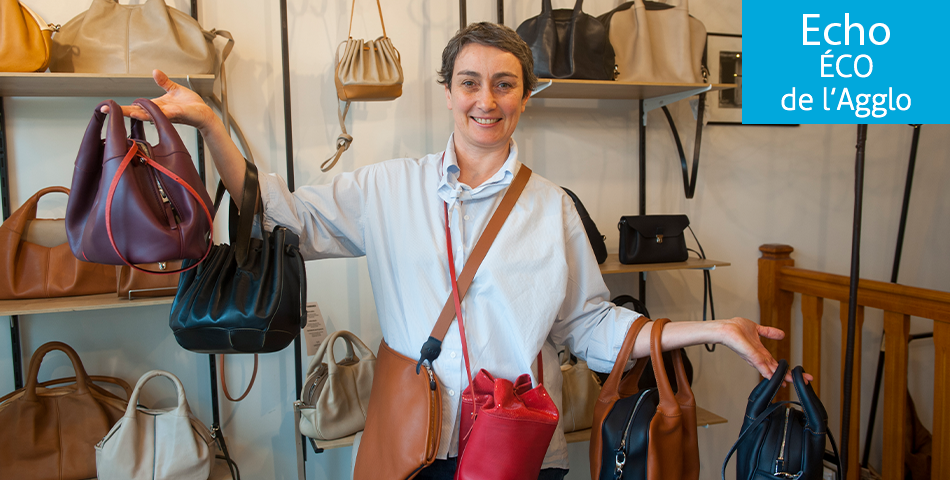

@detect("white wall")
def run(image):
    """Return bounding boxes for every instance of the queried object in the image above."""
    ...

[2,0,947,479]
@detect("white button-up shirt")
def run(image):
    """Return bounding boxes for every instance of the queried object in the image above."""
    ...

[259,135,640,470]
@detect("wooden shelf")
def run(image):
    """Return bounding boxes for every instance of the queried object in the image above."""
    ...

[308,406,725,451]
[599,254,729,275]
[530,79,735,100]
[0,293,174,316]
[0,73,215,97]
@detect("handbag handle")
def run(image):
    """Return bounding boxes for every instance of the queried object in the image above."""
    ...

[22,341,93,401]
[309,330,376,378]
[541,0,585,14]
[4,186,69,243]
[123,370,192,418]
[348,0,388,39]
[598,316,651,401]
[650,318,694,416]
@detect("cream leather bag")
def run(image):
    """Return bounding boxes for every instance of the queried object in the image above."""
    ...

[323,0,403,172]
[297,330,376,441]
[600,0,707,84]
[560,351,602,433]
[95,370,214,480]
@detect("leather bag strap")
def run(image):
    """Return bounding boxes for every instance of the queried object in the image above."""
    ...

[220,354,259,402]
[415,163,531,372]
[430,164,532,341]
[599,316,651,401]
[348,0,387,38]
[23,341,92,400]
[660,92,706,199]
[104,142,215,274]
[650,318,693,414]
[321,101,353,172]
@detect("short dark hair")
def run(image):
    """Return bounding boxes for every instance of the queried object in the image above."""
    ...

[437,22,537,99]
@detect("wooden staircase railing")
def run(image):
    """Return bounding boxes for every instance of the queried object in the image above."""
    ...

[758,244,950,480]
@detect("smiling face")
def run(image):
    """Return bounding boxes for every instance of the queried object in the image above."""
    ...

[445,43,530,159]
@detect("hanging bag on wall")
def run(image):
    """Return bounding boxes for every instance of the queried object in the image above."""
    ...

[353,164,532,480]
[0,186,117,299]
[169,161,307,354]
[95,370,214,480]
[297,330,376,441]
[66,98,216,269]
[0,341,131,480]
[0,0,57,72]
[516,0,616,80]
[721,360,843,480]
[598,0,706,84]
[590,317,700,480]
[323,0,404,172]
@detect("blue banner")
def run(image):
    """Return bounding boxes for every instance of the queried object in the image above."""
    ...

[743,0,950,124]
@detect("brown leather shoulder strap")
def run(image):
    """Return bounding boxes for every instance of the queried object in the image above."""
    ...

[428,164,532,341]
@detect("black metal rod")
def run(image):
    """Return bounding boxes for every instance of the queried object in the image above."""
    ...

[638,100,647,305]
[890,125,920,285]
[280,0,295,192]
[1,97,10,219]
[190,0,198,20]
[497,0,503,24]
[11,316,22,389]
[841,124,868,478]
[209,354,221,426]
[861,124,921,467]
[460,0,466,30]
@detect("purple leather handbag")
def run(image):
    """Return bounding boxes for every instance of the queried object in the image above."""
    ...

[66,98,214,271]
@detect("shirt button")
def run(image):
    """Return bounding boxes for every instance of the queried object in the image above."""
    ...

[450,352,457,358]
[449,389,455,396]
[463,215,470,221]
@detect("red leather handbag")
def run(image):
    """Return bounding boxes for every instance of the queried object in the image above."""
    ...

[66,98,214,272]
[445,202,559,480]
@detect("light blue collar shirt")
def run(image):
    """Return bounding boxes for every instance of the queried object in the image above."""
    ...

[259,134,640,470]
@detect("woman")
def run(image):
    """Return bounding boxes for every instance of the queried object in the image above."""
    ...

[111,22,793,480]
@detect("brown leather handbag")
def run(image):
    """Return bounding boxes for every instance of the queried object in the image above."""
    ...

[0,341,131,480]
[0,186,116,299]
[590,317,700,480]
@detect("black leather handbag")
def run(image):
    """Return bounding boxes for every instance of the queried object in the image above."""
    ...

[562,187,607,264]
[169,161,307,353]
[618,214,689,264]
[722,360,843,480]
[516,0,616,80]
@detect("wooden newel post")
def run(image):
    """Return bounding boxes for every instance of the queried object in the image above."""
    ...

[758,244,795,400]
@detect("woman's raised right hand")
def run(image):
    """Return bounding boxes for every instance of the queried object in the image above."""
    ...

[99,69,218,132]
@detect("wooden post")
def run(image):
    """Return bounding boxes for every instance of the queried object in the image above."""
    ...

[759,244,795,400]
[840,304,864,480]
[933,321,950,480]
[801,294,824,396]
[881,311,909,480]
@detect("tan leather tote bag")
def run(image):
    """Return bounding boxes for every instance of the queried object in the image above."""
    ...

[95,370,214,480]
[323,0,403,172]
[0,186,116,299]
[600,0,707,84]
[0,341,130,480]
[0,0,56,72]
[297,330,376,441]
[560,350,602,433]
